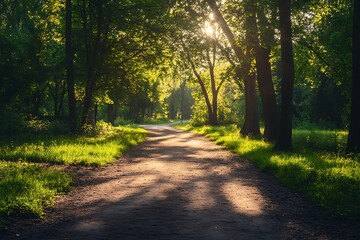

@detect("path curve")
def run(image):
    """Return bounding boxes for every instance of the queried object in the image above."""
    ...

[4,124,358,239]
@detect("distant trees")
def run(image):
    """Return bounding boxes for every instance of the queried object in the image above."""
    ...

[0,0,183,132]
[0,1,66,132]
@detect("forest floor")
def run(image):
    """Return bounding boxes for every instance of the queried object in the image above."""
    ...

[2,124,358,240]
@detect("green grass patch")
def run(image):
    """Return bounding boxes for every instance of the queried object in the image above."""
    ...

[177,124,360,220]
[0,125,148,167]
[0,162,72,228]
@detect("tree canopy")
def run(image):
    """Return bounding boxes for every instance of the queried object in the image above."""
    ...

[0,0,358,153]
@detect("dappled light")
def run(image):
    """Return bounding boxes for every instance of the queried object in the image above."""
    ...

[222,183,264,216]
[1,0,359,238]
[9,125,357,240]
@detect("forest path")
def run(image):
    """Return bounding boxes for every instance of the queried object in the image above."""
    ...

[7,124,356,239]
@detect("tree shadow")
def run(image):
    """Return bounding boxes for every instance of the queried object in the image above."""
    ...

[5,126,358,240]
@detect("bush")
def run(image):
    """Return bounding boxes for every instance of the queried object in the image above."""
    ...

[26,118,51,133]
[82,120,115,136]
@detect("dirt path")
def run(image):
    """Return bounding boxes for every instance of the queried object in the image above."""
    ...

[4,124,358,239]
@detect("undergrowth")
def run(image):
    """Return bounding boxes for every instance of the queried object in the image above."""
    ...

[178,124,360,221]
[0,162,72,228]
[0,122,148,167]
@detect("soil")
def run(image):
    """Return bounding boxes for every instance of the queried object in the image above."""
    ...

[1,124,359,239]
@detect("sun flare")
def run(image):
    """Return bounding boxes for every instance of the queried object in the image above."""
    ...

[203,21,215,37]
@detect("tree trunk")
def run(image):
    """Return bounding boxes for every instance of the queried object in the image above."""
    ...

[81,1,104,127]
[274,0,295,150]
[206,0,244,60]
[253,2,279,142]
[207,46,219,126]
[346,0,360,154]
[65,0,77,133]
[58,80,66,118]
[107,102,119,125]
[180,79,186,124]
[241,0,260,136]
[240,61,260,136]
[51,78,59,118]
[186,52,215,126]
[255,46,278,141]
[81,72,97,126]
[107,103,114,125]
[94,104,98,124]
[87,104,96,126]
[207,0,259,131]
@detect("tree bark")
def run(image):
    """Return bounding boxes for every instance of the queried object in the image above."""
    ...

[65,0,77,133]
[57,80,66,118]
[274,0,295,150]
[207,46,219,126]
[240,66,260,136]
[255,46,278,141]
[180,79,186,124]
[346,0,360,154]
[254,3,279,142]
[107,103,114,125]
[240,0,260,136]
[107,102,119,125]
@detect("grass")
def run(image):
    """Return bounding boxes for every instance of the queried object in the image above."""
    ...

[0,162,72,228]
[140,118,178,125]
[0,125,147,167]
[0,123,148,229]
[177,124,360,221]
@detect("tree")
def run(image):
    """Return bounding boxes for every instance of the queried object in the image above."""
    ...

[274,0,295,150]
[240,0,260,136]
[65,0,77,133]
[78,0,107,127]
[183,40,223,126]
[290,0,352,128]
[206,0,260,135]
[346,0,360,154]
[254,1,279,142]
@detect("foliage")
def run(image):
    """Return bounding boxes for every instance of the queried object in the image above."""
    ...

[178,124,360,220]
[81,120,116,136]
[291,0,352,127]
[0,0,354,132]
[26,118,51,133]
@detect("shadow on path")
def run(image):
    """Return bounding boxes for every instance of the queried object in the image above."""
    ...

[3,124,358,239]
